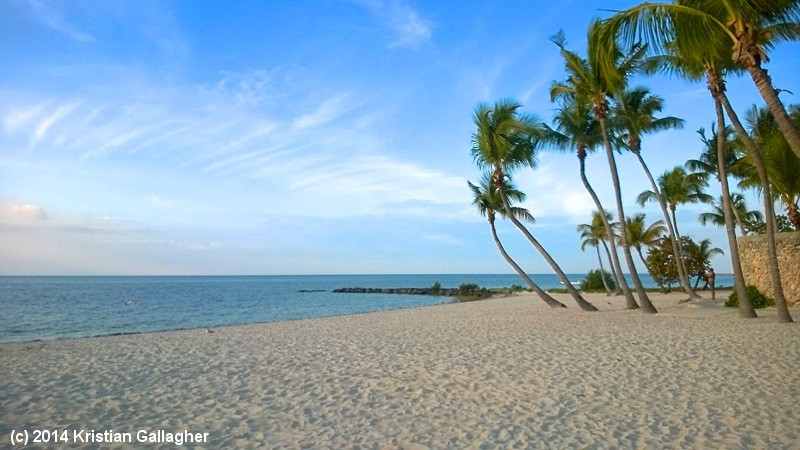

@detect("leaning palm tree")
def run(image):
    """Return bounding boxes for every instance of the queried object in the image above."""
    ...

[625,213,667,279]
[545,97,632,301]
[741,104,800,229]
[601,0,800,160]
[577,211,619,296]
[638,166,712,295]
[469,175,567,308]
[612,86,701,300]
[700,194,764,236]
[470,99,598,311]
[635,33,756,315]
[550,26,656,313]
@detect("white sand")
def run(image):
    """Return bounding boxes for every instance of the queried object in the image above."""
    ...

[1,291,798,449]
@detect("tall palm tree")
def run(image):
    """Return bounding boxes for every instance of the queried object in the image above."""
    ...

[577,211,619,296]
[550,26,657,313]
[469,175,567,308]
[638,166,712,293]
[601,0,800,160]
[742,105,800,229]
[612,86,702,300]
[545,97,632,300]
[700,194,763,236]
[619,14,790,309]
[634,31,756,315]
[687,124,743,181]
[470,100,598,312]
[720,98,794,322]
[625,213,667,277]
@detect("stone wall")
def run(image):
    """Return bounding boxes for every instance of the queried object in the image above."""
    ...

[737,232,800,306]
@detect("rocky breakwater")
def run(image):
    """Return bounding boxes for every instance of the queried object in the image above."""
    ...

[333,287,462,296]
[333,284,512,300]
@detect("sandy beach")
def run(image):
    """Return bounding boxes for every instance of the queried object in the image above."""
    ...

[1,291,798,449]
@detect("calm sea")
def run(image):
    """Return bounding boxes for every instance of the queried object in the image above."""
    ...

[0,274,731,343]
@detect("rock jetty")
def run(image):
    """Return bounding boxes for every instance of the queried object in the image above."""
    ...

[333,287,458,296]
[332,286,509,297]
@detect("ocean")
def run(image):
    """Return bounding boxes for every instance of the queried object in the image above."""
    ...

[0,273,731,343]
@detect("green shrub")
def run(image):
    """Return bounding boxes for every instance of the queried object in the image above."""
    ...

[725,285,776,309]
[508,284,526,293]
[457,283,480,296]
[430,281,442,295]
[580,269,616,292]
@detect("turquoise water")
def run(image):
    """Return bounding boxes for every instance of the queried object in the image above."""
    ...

[0,274,731,343]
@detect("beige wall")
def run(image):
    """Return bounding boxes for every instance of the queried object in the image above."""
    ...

[737,232,800,307]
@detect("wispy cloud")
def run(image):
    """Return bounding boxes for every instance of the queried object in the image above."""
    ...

[294,93,353,129]
[25,0,94,42]
[356,0,433,49]
[0,68,468,222]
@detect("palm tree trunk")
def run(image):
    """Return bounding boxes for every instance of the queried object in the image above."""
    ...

[719,94,793,323]
[595,245,612,296]
[598,116,656,313]
[489,218,567,308]
[668,207,695,303]
[730,205,748,236]
[600,240,622,295]
[746,65,800,160]
[493,168,598,312]
[578,153,636,305]
[711,93,755,318]
[632,150,701,300]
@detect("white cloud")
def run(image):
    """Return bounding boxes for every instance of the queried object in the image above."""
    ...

[25,0,95,42]
[0,203,47,222]
[294,93,353,129]
[355,0,433,49]
[1,69,470,223]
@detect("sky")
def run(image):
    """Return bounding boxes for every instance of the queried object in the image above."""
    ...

[1,0,798,275]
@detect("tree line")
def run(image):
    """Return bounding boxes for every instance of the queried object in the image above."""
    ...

[469,0,798,322]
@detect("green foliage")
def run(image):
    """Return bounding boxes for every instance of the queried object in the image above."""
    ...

[457,283,480,295]
[430,281,442,295]
[508,284,526,293]
[725,285,776,309]
[745,215,795,234]
[646,236,722,292]
[645,238,680,291]
[580,269,616,292]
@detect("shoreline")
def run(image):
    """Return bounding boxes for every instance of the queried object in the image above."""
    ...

[0,287,738,346]
[2,291,797,448]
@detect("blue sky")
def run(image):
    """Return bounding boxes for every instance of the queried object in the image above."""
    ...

[1,0,798,275]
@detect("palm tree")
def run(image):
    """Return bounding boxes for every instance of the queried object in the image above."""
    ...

[470,99,598,312]
[634,31,756,315]
[695,238,725,271]
[638,166,712,294]
[700,194,764,236]
[625,213,667,277]
[601,0,800,160]
[741,105,800,230]
[550,26,657,313]
[577,211,620,296]
[469,175,567,308]
[687,124,743,180]
[720,102,795,322]
[612,86,702,300]
[545,97,632,300]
